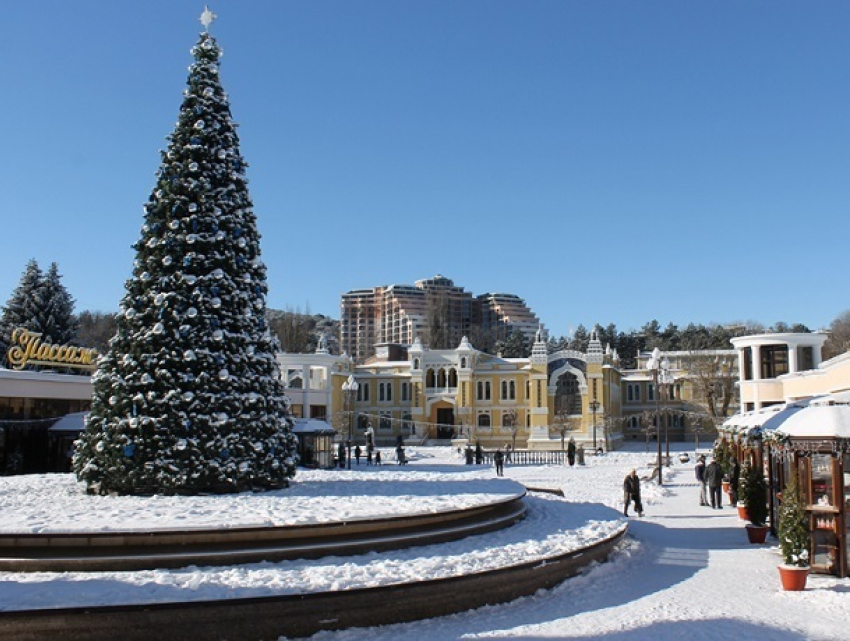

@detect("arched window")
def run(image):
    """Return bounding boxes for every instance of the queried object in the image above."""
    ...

[289,376,303,389]
[501,380,508,400]
[426,368,436,388]
[477,413,491,427]
[460,357,467,368]
[413,358,420,370]
[448,368,458,387]
[437,368,447,388]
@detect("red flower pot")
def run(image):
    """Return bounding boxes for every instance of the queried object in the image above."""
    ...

[746,524,769,544]
[778,565,809,591]
[737,505,749,521]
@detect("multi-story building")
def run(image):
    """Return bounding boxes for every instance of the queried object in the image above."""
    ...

[340,275,540,362]
[476,292,541,347]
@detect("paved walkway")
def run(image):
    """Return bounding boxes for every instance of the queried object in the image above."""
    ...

[317,467,850,640]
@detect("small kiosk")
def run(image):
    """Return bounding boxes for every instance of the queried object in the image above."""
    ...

[291,418,336,470]
[768,401,850,578]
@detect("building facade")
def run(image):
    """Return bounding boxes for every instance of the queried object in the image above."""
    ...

[281,328,631,450]
[731,332,829,411]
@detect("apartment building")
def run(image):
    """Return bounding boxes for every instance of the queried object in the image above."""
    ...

[340,275,540,362]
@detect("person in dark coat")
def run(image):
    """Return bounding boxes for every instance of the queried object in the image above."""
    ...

[337,442,346,469]
[354,445,362,465]
[729,457,741,506]
[567,437,577,466]
[494,448,505,477]
[374,450,382,465]
[704,457,724,509]
[475,442,484,465]
[623,469,643,517]
[695,455,708,506]
[465,445,474,465]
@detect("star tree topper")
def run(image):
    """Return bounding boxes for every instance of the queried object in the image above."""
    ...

[200,5,217,31]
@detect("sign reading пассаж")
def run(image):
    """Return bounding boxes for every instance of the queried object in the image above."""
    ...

[6,327,99,371]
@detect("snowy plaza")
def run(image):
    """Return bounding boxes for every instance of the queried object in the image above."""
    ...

[1,444,848,639]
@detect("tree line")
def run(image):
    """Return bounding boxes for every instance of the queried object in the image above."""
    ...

[2,259,849,367]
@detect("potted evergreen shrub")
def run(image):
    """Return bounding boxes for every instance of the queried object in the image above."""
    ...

[777,473,810,590]
[741,461,769,543]
[714,439,733,496]
[736,461,750,521]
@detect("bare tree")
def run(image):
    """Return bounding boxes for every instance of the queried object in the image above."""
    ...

[682,352,737,419]
[502,409,520,450]
[269,307,314,353]
[824,310,850,360]
[552,409,580,450]
[75,311,118,353]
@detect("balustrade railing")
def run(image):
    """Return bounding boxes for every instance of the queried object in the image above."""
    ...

[481,449,568,466]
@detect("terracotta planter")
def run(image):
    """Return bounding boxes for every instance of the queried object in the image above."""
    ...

[746,524,769,544]
[722,481,730,494]
[778,564,809,591]
[737,505,749,521]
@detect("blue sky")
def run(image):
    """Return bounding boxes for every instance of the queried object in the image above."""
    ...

[1,1,848,339]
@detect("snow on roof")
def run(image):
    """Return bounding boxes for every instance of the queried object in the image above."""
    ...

[774,402,850,439]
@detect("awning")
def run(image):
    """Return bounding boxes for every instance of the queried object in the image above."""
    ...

[291,418,336,435]
[48,411,89,433]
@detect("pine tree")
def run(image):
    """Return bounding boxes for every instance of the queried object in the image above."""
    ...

[778,473,809,567]
[73,17,297,495]
[0,259,46,363]
[501,329,529,358]
[39,262,78,345]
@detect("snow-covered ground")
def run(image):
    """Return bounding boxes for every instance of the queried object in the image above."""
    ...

[1,442,848,640]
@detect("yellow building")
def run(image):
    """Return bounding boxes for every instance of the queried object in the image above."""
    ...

[282,327,628,450]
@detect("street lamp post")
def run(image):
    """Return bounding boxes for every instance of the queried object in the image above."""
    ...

[647,347,673,486]
[342,374,359,471]
[589,400,600,450]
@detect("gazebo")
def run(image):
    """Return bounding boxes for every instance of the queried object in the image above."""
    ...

[291,418,336,470]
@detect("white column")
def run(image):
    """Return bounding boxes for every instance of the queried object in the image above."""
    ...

[302,365,311,416]
[752,345,762,381]
[787,343,798,373]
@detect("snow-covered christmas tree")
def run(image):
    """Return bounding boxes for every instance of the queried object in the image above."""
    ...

[74,9,297,495]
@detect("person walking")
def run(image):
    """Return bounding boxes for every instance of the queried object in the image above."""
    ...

[354,445,362,465]
[567,437,576,466]
[623,469,643,517]
[705,456,724,509]
[695,455,708,506]
[374,450,381,465]
[505,443,512,464]
[494,448,505,477]
[475,442,484,465]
